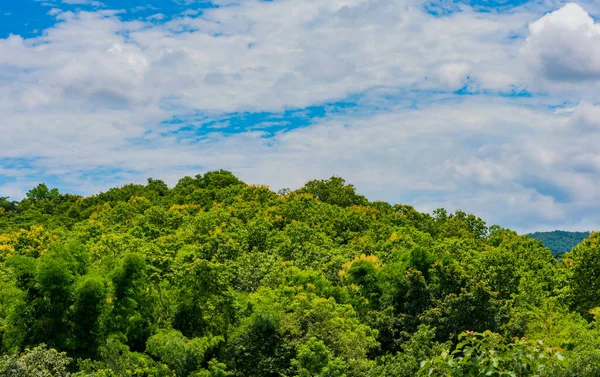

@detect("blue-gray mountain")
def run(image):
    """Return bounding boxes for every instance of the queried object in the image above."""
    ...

[527,230,590,255]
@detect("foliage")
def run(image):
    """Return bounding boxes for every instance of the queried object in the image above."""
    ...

[0,344,71,377]
[146,330,222,377]
[0,171,596,376]
[528,231,590,255]
[419,331,565,376]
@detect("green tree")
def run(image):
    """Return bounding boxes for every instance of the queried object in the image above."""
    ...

[146,329,222,377]
[0,344,72,377]
[299,177,367,207]
[419,331,565,376]
[567,232,600,317]
[110,254,154,352]
[172,258,236,338]
[70,277,108,359]
[293,337,347,377]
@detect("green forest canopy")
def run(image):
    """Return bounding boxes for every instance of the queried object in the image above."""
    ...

[1,171,600,376]
[527,231,590,255]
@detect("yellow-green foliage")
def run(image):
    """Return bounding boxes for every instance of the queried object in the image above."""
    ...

[0,171,596,377]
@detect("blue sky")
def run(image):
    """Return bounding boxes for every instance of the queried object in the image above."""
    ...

[0,0,217,39]
[1,0,600,232]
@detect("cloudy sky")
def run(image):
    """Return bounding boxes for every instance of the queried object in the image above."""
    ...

[1,0,600,232]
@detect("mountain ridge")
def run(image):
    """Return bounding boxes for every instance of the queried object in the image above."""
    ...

[527,230,591,254]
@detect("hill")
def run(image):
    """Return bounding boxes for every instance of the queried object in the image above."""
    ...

[528,230,590,254]
[1,171,600,376]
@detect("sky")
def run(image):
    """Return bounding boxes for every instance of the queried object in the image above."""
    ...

[1,0,600,233]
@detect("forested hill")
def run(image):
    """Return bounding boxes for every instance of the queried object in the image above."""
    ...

[527,230,590,255]
[1,170,600,376]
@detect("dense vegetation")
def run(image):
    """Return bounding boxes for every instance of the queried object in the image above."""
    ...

[528,231,590,255]
[0,171,600,376]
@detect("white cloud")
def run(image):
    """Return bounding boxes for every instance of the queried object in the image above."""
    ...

[147,13,166,22]
[62,0,105,6]
[5,92,598,231]
[1,1,534,114]
[435,62,472,89]
[48,8,63,16]
[1,1,600,232]
[524,3,600,81]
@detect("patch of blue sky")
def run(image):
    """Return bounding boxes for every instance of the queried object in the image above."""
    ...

[37,166,159,196]
[453,83,535,98]
[519,176,573,204]
[0,158,42,185]
[32,174,74,191]
[425,0,531,16]
[76,166,156,186]
[357,89,439,111]
[154,85,545,144]
[359,84,574,117]
[355,85,477,111]
[155,88,449,141]
[450,84,579,113]
[156,105,333,142]
[0,2,57,39]
[0,0,216,39]
[0,172,65,198]
[547,100,576,110]
[78,166,142,181]
[0,157,41,170]
[0,174,18,188]
[0,158,159,197]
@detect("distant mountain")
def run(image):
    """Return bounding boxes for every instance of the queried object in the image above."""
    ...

[527,230,590,255]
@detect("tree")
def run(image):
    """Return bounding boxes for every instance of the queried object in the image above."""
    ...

[3,246,82,351]
[567,232,600,318]
[110,254,154,352]
[0,344,72,377]
[299,177,367,207]
[226,311,289,377]
[293,337,347,377]
[146,329,222,377]
[70,277,108,359]
[196,171,244,190]
[0,197,17,212]
[146,179,170,198]
[172,258,236,338]
[419,331,565,376]
[26,184,60,204]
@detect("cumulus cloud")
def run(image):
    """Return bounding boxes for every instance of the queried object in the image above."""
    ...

[0,0,533,114]
[525,3,600,81]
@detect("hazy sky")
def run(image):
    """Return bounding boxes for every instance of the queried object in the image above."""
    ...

[1,0,600,232]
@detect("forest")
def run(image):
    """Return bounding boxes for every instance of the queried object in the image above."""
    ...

[527,231,590,255]
[0,170,599,376]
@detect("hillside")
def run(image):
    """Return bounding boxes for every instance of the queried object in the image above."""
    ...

[1,171,600,376]
[528,230,590,254]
